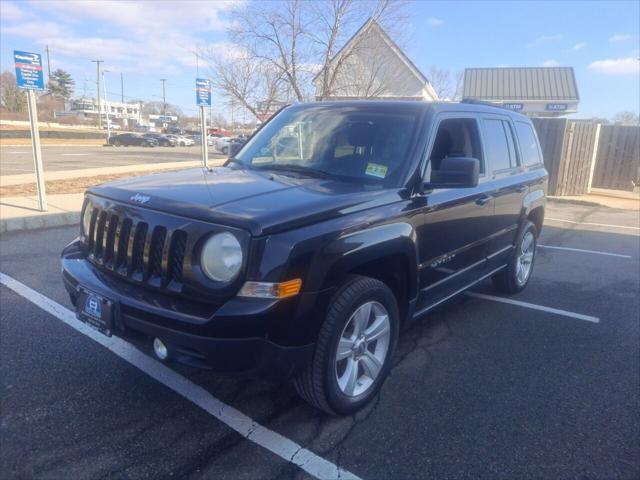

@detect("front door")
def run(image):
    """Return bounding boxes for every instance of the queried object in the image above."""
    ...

[414,115,496,315]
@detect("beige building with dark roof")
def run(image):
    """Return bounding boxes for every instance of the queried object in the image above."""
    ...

[462,67,579,117]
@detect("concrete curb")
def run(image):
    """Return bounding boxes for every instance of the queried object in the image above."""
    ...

[1,210,80,233]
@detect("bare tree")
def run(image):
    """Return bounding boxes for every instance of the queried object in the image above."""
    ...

[612,111,640,125]
[205,48,287,121]
[0,71,27,113]
[229,0,309,102]
[426,67,464,101]
[309,0,408,100]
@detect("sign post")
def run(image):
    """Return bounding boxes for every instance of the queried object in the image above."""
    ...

[196,78,211,168]
[14,50,47,211]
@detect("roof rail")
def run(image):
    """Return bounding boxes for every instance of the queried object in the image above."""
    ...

[460,98,520,112]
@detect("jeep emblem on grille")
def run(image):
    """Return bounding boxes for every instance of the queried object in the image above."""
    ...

[130,193,150,204]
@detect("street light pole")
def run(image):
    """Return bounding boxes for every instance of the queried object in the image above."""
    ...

[92,59,103,129]
[102,70,111,140]
[160,78,167,127]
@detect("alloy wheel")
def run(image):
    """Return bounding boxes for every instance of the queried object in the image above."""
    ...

[516,231,535,286]
[335,301,391,397]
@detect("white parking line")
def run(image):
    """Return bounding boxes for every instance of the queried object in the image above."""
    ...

[0,272,360,480]
[3,151,28,154]
[546,217,640,231]
[537,244,632,259]
[466,292,600,323]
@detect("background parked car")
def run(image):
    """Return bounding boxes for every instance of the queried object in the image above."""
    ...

[214,136,232,152]
[166,134,194,147]
[189,135,214,146]
[220,137,247,155]
[142,133,177,147]
[108,133,157,147]
[165,126,182,135]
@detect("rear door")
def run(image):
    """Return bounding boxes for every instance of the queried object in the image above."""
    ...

[415,113,496,313]
[480,114,527,268]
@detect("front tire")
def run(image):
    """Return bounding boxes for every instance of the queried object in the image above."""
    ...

[492,220,537,294]
[294,276,399,415]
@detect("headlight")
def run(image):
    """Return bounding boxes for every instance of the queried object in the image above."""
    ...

[200,232,243,282]
[82,203,93,236]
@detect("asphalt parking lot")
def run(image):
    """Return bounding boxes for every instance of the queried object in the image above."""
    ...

[0,145,225,175]
[1,200,638,479]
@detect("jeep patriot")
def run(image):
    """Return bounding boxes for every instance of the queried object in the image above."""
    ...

[61,101,547,415]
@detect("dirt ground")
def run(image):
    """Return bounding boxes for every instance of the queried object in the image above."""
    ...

[1,138,106,146]
[0,168,185,197]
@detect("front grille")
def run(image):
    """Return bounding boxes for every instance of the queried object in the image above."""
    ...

[86,206,187,291]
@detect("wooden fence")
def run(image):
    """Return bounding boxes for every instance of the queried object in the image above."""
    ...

[532,119,598,196]
[591,125,640,192]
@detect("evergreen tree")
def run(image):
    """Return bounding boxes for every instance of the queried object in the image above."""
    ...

[48,69,75,100]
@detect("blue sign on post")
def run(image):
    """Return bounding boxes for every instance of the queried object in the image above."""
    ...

[196,78,211,106]
[14,50,45,90]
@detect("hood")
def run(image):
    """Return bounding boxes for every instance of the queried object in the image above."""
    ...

[89,167,402,236]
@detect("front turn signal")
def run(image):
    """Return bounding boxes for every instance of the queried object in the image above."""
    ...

[238,278,302,299]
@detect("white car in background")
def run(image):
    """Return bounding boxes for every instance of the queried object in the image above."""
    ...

[166,134,194,146]
[214,136,232,152]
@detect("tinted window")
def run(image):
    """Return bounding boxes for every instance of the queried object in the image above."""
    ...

[483,119,511,172]
[504,122,519,167]
[429,118,484,173]
[515,122,542,166]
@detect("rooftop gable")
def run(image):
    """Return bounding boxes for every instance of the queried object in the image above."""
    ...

[313,18,436,98]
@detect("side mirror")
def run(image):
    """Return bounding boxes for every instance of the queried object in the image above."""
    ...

[228,141,243,158]
[426,157,479,189]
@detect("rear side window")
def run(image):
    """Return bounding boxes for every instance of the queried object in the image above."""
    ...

[483,119,517,172]
[515,122,543,167]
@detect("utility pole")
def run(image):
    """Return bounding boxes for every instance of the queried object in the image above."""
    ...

[92,60,103,129]
[102,70,111,140]
[160,78,167,126]
[45,45,52,78]
[120,72,124,103]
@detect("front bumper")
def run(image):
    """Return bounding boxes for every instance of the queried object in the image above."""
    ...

[61,240,315,380]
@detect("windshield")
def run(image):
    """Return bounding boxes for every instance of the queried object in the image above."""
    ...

[235,105,421,186]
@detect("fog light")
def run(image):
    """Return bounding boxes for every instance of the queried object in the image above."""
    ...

[153,338,169,360]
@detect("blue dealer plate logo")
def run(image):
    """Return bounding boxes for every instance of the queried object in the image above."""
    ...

[84,295,102,318]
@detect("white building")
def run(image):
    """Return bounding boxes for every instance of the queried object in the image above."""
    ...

[313,18,438,101]
[69,97,142,126]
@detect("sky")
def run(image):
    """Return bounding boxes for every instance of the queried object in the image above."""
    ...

[1,0,639,120]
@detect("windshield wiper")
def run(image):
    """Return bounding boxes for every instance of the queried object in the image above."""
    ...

[253,163,332,178]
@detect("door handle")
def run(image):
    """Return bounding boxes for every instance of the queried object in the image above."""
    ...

[475,195,491,206]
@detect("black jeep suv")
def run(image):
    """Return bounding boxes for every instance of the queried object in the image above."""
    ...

[61,101,547,415]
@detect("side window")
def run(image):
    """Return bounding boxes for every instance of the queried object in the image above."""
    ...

[504,122,520,167]
[515,122,543,167]
[483,119,512,172]
[429,118,484,173]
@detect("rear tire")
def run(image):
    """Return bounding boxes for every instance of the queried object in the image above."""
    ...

[492,220,537,294]
[294,276,399,415]
[113,140,121,147]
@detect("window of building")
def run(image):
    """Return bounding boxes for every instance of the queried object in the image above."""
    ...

[483,119,512,172]
[515,122,543,167]
[428,118,484,173]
